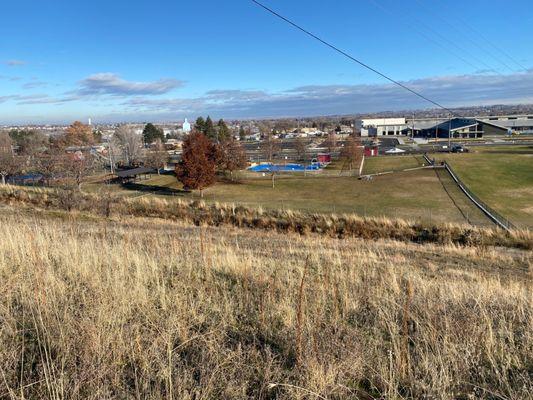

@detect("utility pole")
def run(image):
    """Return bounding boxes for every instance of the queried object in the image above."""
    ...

[448,114,452,151]
[433,118,438,153]
[108,142,115,175]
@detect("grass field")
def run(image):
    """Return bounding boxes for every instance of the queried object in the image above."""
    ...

[135,169,479,225]
[82,145,531,228]
[362,155,425,175]
[0,210,530,399]
[434,145,533,228]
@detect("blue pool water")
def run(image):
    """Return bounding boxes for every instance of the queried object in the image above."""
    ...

[248,163,322,172]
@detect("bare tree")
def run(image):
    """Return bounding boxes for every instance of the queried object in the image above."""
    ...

[0,133,20,185]
[325,132,338,154]
[260,131,281,162]
[36,149,66,186]
[218,138,247,181]
[113,125,142,166]
[144,139,168,175]
[294,137,307,162]
[340,135,363,171]
[257,121,273,138]
[62,151,97,190]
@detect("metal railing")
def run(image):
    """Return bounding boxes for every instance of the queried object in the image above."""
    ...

[443,161,516,231]
[422,153,434,166]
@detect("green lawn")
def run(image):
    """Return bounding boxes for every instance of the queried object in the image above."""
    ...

[434,146,533,228]
[130,169,484,225]
[363,155,425,175]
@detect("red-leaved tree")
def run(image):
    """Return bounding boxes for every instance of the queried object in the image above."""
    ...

[175,132,217,197]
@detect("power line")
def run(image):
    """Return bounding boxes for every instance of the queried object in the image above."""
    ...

[411,0,516,73]
[369,0,510,76]
[432,0,529,72]
[250,0,458,116]
[367,0,502,76]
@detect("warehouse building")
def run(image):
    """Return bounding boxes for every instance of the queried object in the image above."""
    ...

[357,118,407,137]
[357,115,519,138]
[403,118,508,138]
[477,115,533,134]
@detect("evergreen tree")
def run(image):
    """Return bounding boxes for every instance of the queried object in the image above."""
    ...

[194,117,206,133]
[142,123,165,144]
[204,116,217,140]
[238,126,246,141]
[9,129,48,156]
[217,119,231,142]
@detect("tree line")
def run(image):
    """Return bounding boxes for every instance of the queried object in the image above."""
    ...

[0,121,171,188]
[0,117,249,199]
[0,122,99,188]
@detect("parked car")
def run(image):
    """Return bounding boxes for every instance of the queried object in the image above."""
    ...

[385,147,406,154]
[451,145,469,153]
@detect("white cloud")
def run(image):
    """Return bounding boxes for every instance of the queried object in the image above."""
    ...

[73,73,184,96]
[117,70,533,119]
[4,70,533,122]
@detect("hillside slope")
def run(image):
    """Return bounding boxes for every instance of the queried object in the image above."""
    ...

[0,210,531,399]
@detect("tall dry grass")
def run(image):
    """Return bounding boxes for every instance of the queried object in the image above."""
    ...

[0,212,531,399]
[0,184,531,250]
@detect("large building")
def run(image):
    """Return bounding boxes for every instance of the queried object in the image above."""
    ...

[357,118,407,137]
[357,114,533,138]
[477,115,533,134]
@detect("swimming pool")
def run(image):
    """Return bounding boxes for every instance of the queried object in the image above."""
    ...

[248,163,323,172]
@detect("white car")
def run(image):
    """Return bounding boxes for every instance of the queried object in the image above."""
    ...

[385,147,406,154]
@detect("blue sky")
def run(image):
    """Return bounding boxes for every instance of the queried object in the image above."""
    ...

[1,0,532,124]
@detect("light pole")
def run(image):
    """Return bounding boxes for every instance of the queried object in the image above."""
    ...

[448,114,452,151]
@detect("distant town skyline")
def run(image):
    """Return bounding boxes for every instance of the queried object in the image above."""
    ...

[1,0,532,124]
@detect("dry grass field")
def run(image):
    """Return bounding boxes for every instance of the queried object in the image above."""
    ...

[1,185,531,250]
[0,205,531,399]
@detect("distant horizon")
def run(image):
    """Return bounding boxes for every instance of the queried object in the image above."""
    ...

[2,102,533,127]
